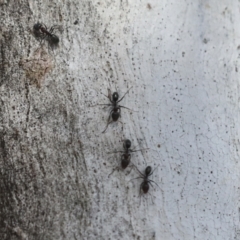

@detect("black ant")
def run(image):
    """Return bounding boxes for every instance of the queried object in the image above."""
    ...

[33,22,59,46]
[108,139,148,177]
[132,166,160,197]
[92,87,133,133]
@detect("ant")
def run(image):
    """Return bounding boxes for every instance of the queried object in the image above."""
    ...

[92,87,133,133]
[33,22,59,46]
[132,166,160,198]
[108,139,148,177]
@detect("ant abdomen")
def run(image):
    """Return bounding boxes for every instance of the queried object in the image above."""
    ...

[142,182,149,194]
[121,154,130,169]
[112,111,120,121]
[50,34,59,44]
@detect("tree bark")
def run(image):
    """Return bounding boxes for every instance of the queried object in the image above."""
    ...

[1,0,240,239]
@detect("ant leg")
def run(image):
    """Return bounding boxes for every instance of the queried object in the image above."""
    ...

[139,182,144,197]
[130,148,149,153]
[138,194,141,206]
[107,150,124,154]
[148,180,163,194]
[128,154,131,163]
[129,162,138,170]
[133,165,145,177]
[119,107,121,117]
[117,86,133,103]
[100,92,109,99]
[39,34,47,45]
[107,88,115,104]
[90,103,111,107]
[129,176,143,182]
[95,88,113,103]
[50,25,60,32]
[42,23,48,30]
[39,37,44,45]
[107,89,114,103]
[126,163,134,175]
[102,114,112,133]
[148,181,155,189]
[102,122,111,133]
[108,166,120,178]
[118,120,124,131]
[49,26,55,34]
[96,90,114,104]
[119,105,137,112]
[36,32,44,39]
[149,180,161,190]
[149,191,154,204]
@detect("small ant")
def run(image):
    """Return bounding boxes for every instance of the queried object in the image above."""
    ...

[92,87,133,133]
[33,22,59,46]
[108,139,148,177]
[132,166,159,197]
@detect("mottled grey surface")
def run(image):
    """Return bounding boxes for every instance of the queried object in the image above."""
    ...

[0,0,240,239]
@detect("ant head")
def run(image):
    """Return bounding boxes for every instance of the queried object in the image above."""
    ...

[50,35,59,44]
[124,139,131,149]
[112,92,119,102]
[145,166,152,175]
[33,23,41,31]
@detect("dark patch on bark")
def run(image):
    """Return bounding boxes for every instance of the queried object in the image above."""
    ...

[0,131,7,160]
[0,1,92,239]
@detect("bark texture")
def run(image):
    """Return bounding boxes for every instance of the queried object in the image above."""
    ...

[1,0,240,239]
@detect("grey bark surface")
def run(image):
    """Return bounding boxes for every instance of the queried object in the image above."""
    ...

[1,0,240,240]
